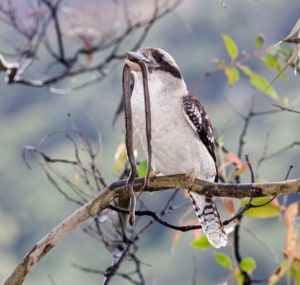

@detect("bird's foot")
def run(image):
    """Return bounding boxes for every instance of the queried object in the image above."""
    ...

[143,170,160,188]
[149,170,160,181]
[185,167,198,189]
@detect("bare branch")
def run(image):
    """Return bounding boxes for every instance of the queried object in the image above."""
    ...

[273,103,300,114]
[0,0,182,90]
[257,141,300,171]
[41,0,66,64]
[109,204,202,232]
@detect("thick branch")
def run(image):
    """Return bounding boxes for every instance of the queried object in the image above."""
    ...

[2,175,299,285]
[1,187,116,285]
[114,174,300,198]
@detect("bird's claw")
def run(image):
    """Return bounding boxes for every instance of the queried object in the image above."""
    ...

[185,167,198,189]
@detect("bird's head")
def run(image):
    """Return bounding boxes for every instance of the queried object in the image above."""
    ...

[125,47,183,80]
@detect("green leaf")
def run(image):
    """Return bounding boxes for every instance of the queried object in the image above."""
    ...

[137,160,151,177]
[225,67,240,86]
[282,97,289,105]
[235,270,244,285]
[191,235,211,249]
[249,72,279,99]
[264,54,280,70]
[114,144,127,173]
[239,65,279,99]
[241,197,283,218]
[240,257,256,272]
[276,45,293,58]
[255,35,264,50]
[290,260,300,285]
[221,34,239,59]
[263,55,287,81]
[214,252,232,269]
[239,64,252,76]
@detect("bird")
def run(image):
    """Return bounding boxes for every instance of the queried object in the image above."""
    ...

[125,47,227,248]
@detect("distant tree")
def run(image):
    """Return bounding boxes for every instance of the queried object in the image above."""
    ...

[0,1,299,285]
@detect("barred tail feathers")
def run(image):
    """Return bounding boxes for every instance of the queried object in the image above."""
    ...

[189,191,227,248]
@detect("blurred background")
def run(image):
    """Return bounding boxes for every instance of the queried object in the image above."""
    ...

[0,0,299,284]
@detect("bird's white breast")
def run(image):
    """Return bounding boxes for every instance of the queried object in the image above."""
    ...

[131,72,216,182]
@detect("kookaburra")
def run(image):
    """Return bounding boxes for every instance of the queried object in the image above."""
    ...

[125,47,227,248]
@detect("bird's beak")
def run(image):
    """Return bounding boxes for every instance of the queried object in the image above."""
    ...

[125,51,159,71]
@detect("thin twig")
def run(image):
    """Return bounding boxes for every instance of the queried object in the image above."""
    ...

[234,154,254,285]
[273,104,300,114]
[109,204,202,232]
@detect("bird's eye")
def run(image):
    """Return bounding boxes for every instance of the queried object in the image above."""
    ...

[154,53,164,64]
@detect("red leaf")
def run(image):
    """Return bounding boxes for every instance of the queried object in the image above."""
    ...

[284,202,298,229]
[226,152,242,167]
[221,197,236,215]
[284,202,299,258]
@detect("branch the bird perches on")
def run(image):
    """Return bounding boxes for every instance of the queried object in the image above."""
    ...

[1,175,299,285]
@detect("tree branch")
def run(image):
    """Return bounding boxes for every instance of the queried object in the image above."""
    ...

[1,174,299,285]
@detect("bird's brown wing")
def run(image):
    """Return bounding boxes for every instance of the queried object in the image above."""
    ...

[182,94,218,181]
